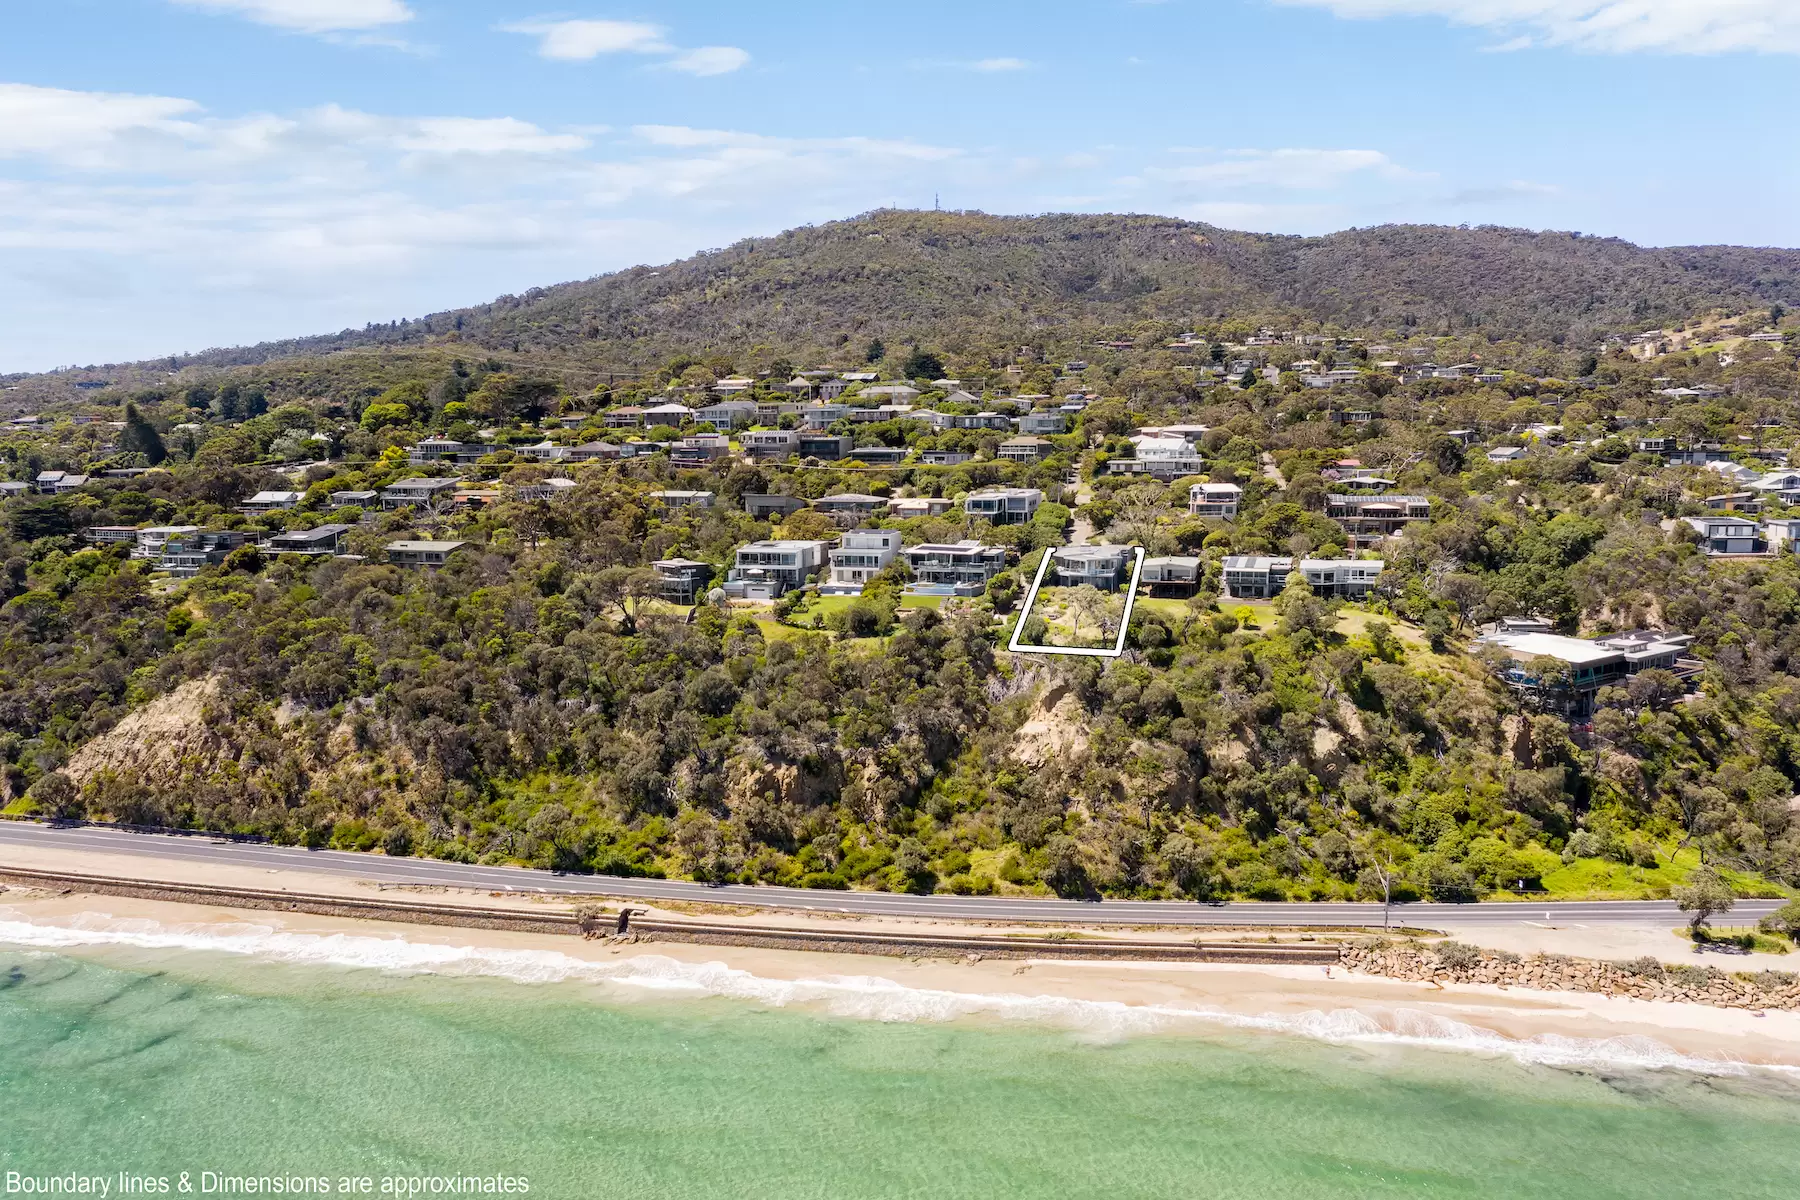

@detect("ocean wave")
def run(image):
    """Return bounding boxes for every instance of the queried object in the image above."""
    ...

[0,909,1773,1076]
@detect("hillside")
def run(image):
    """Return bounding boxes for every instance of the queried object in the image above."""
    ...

[30,211,1800,383]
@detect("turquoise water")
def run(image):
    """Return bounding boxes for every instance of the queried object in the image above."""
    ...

[4,934,1800,1199]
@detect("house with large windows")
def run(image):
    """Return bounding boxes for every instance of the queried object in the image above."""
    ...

[963,487,1043,525]
[722,539,834,600]
[901,541,1008,596]
[823,530,902,595]
[1221,556,1385,600]
[1051,545,1131,591]
[1187,482,1242,519]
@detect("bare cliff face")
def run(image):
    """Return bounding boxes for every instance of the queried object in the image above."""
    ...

[63,676,230,789]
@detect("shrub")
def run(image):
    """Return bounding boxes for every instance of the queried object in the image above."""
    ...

[1616,956,1665,979]
[1435,941,1482,970]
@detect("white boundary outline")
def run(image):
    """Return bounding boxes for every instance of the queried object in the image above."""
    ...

[1006,545,1146,659]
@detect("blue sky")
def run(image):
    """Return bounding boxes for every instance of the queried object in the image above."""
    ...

[2,0,1797,372]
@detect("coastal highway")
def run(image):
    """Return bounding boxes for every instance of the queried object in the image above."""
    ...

[0,819,1784,928]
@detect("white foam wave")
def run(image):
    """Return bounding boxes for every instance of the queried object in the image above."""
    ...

[0,909,1770,1076]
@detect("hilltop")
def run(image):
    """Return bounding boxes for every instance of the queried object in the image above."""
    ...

[22,211,1800,388]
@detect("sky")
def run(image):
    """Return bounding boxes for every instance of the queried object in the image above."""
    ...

[2,1,1798,373]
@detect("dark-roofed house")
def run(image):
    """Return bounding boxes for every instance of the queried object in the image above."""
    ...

[652,558,715,605]
[264,524,352,555]
[380,478,459,510]
[813,493,888,527]
[743,493,809,520]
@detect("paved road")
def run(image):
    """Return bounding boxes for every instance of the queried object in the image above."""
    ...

[0,820,1781,927]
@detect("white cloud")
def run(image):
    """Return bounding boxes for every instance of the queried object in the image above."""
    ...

[668,46,753,76]
[500,19,668,60]
[1150,148,1421,190]
[0,83,202,163]
[972,57,1030,71]
[501,19,750,74]
[173,0,414,35]
[1273,1,1800,54]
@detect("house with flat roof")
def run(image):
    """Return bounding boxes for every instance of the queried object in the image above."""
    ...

[964,487,1043,525]
[670,434,730,466]
[798,433,854,460]
[1765,518,1800,551]
[1188,482,1242,520]
[1478,629,1693,715]
[1327,494,1430,543]
[330,489,378,507]
[652,558,714,605]
[1680,515,1763,555]
[1221,556,1384,600]
[602,406,647,428]
[920,451,972,467]
[813,494,888,527]
[1106,436,1205,478]
[742,429,801,459]
[693,401,757,429]
[722,539,834,600]
[649,489,715,510]
[386,540,467,568]
[901,541,1007,595]
[380,478,459,510]
[85,526,139,545]
[264,524,351,555]
[519,441,569,462]
[158,530,254,577]
[798,403,849,428]
[1052,545,1132,591]
[1017,411,1066,435]
[241,490,303,513]
[848,445,909,466]
[823,529,902,595]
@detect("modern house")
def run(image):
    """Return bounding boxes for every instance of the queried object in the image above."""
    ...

[1017,412,1066,435]
[329,489,378,507]
[901,541,1008,595]
[264,524,351,555]
[1051,545,1132,591]
[1765,518,1800,551]
[847,446,909,467]
[158,530,254,577]
[1478,629,1694,715]
[1221,556,1385,600]
[798,403,849,428]
[823,529,902,595]
[1748,470,1800,505]
[1187,482,1242,520]
[407,438,495,465]
[722,539,834,600]
[1680,515,1763,555]
[380,478,459,510]
[1326,494,1430,543]
[652,558,714,605]
[693,401,758,429]
[670,434,730,465]
[519,441,570,462]
[85,526,139,546]
[1141,556,1200,597]
[240,490,303,513]
[919,451,973,467]
[1106,436,1205,478]
[742,493,809,520]
[385,540,467,568]
[128,526,200,558]
[813,494,888,527]
[1487,446,1528,464]
[742,430,802,460]
[924,410,1013,433]
[602,407,647,428]
[964,487,1044,525]
[797,433,854,460]
[648,489,715,510]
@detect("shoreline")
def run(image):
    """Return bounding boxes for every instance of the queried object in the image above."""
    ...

[7,888,1800,1073]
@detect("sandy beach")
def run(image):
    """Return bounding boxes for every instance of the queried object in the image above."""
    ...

[6,883,1800,1074]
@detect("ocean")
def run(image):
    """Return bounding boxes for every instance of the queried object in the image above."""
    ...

[3,911,1800,1199]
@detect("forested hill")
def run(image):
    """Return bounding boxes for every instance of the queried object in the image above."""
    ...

[96,211,1800,375]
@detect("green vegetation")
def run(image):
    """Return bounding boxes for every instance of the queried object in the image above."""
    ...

[2,216,1800,903]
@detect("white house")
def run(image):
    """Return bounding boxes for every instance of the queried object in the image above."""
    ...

[1188,482,1242,519]
[964,487,1044,525]
[723,539,834,600]
[1680,515,1763,555]
[823,529,902,595]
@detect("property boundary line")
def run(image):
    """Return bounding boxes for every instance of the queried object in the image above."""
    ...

[1007,546,1146,659]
